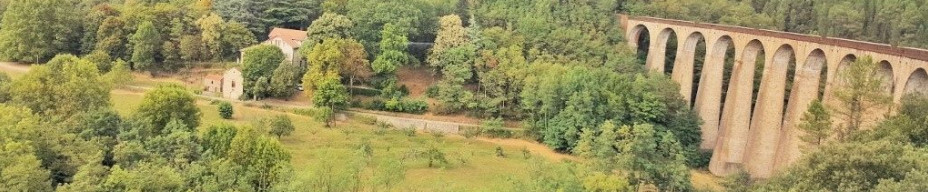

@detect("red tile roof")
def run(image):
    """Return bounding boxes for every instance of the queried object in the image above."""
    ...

[268,28,308,48]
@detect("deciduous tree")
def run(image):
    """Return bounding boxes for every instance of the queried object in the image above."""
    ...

[135,84,202,131]
[0,0,79,63]
[268,115,295,138]
[130,21,161,72]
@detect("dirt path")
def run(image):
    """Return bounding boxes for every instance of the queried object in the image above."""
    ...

[0,62,29,75]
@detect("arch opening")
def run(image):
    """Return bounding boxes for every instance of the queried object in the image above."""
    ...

[696,35,734,152]
[743,40,767,115]
[803,49,828,100]
[687,33,707,106]
[632,25,651,65]
[717,40,739,115]
[661,29,678,75]
[905,68,928,96]
[833,54,858,88]
[877,61,895,95]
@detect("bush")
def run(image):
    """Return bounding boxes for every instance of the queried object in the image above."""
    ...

[218,102,233,119]
[495,146,505,157]
[425,85,440,98]
[380,82,409,98]
[385,98,428,114]
[364,98,429,114]
[461,126,482,139]
[402,126,416,137]
[483,128,513,138]
[481,118,512,138]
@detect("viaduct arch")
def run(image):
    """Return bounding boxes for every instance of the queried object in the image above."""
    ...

[621,15,928,178]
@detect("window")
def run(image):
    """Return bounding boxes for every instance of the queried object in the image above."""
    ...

[231,81,235,88]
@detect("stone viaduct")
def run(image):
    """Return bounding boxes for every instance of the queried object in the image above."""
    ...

[619,15,928,178]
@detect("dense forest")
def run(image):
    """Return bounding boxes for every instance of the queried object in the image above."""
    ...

[1,0,927,191]
[623,0,928,49]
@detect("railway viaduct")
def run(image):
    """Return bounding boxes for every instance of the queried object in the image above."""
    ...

[619,15,928,178]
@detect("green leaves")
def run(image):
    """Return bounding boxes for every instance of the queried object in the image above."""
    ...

[130,21,161,72]
[0,0,79,63]
[10,54,111,118]
[241,44,285,99]
[372,23,409,75]
[135,84,201,131]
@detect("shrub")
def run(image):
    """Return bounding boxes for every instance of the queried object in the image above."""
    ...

[495,146,505,157]
[402,126,416,137]
[383,98,428,114]
[364,98,429,114]
[425,85,440,98]
[315,107,335,127]
[218,102,233,119]
[461,126,482,139]
[481,118,512,138]
[364,99,386,110]
[521,147,531,159]
[380,83,409,98]
[425,145,449,168]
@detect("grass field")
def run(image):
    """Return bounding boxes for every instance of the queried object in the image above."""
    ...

[111,90,547,191]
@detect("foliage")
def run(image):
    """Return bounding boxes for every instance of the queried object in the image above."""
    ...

[372,23,409,75]
[268,115,295,138]
[616,124,691,191]
[135,84,201,130]
[130,21,161,72]
[337,38,372,92]
[270,62,302,98]
[757,141,928,191]
[9,54,111,118]
[241,44,285,99]
[227,126,292,191]
[252,77,271,100]
[314,106,335,128]
[302,38,344,91]
[313,74,350,110]
[0,141,53,191]
[196,13,224,61]
[831,56,892,141]
[220,21,258,59]
[84,50,113,73]
[0,0,79,63]
[0,72,10,102]
[104,59,134,88]
[798,100,832,147]
[378,97,429,114]
[428,15,468,67]
[482,118,512,138]
[218,102,234,119]
[301,13,354,55]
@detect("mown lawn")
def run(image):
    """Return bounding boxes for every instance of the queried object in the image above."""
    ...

[110,90,543,191]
